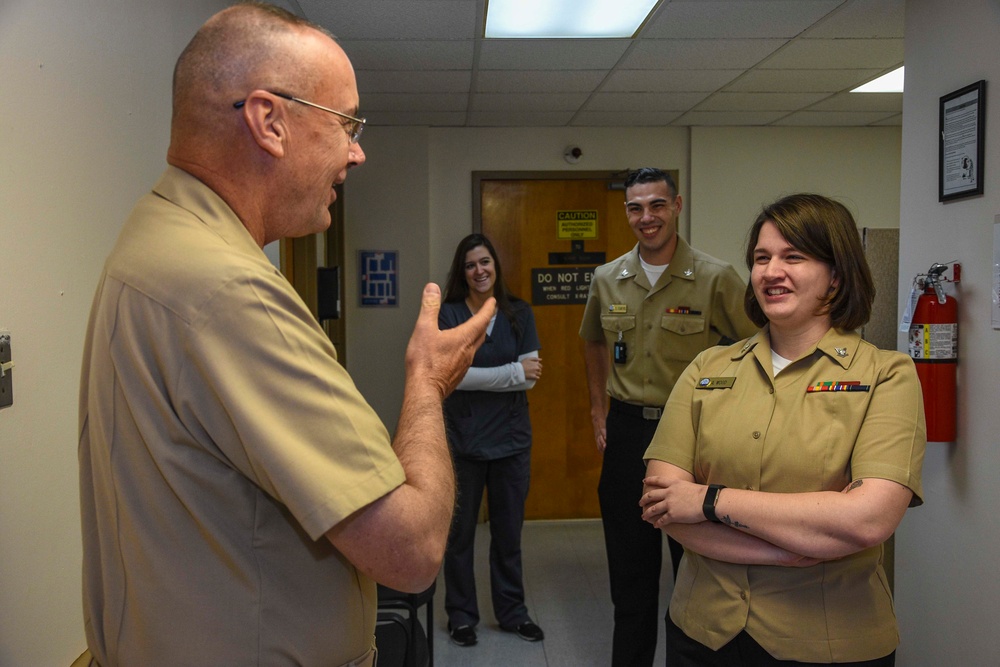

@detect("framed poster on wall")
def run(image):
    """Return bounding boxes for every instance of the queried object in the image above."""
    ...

[939,80,986,202]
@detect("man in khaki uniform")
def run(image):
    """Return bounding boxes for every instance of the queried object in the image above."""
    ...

[78,5,493,666]
[579,168,755,666]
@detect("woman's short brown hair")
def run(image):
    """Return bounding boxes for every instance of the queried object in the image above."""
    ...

[743,193,875,331]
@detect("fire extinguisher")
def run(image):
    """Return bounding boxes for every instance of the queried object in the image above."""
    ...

[907,262,960,442]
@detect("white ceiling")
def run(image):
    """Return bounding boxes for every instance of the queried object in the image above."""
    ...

[290,0,904,128]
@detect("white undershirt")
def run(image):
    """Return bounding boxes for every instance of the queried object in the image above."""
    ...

[639,256,668,287]
[772,351,793,376]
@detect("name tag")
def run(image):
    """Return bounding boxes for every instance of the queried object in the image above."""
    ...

[696,377,736,389]
[608,304,628,313]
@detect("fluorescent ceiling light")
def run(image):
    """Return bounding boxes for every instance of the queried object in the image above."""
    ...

[851,66,904,93]
[485,0,659,38]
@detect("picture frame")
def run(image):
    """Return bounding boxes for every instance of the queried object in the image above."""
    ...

[939,80,986,202]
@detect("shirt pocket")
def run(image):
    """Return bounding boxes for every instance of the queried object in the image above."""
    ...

[660,313,707,361]
[600,315,635,343]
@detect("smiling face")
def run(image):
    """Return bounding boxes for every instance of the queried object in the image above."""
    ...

[751,221,838,338]
[624,179,682,264]
[463,245,496,298]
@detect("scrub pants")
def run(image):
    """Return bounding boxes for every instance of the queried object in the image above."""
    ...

[600,401,684,667]
[444,450,532,629]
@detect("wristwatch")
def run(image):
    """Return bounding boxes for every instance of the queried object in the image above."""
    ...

[702,484,726,523]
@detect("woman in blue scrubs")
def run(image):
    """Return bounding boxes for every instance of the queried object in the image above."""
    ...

[439,233,545,648]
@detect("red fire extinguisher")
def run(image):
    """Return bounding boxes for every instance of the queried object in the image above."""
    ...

[908,262,960,442]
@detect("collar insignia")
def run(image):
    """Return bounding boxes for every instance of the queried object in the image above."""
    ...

[835,347,848,357]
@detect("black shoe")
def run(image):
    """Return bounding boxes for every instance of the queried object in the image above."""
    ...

[448,623,477,647]
[501,621,544,642]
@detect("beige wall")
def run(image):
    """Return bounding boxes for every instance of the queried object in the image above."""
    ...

[345,124,898,430]
[1,1,232,664]
[691,126,902,279]
[342,127,432,430]
[895,1,1000,664]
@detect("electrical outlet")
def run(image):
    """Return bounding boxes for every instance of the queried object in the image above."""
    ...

[0,330,12,409]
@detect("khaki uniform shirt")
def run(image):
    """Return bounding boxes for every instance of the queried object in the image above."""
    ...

[579,238,755,407]
[79,167,405,666]
[645,327,926,662]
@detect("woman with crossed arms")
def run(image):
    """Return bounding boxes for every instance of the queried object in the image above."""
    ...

[640,194,926,666]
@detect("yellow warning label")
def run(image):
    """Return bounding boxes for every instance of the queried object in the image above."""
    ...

[557,210,598,239]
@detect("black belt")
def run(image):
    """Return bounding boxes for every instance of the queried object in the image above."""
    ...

[610,397,663,421]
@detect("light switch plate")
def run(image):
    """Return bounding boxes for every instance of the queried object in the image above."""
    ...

[0,330,12,409]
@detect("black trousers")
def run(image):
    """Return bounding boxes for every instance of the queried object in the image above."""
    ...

[600,400,684,667]
[664,613,895,667]
[444,450,531,629]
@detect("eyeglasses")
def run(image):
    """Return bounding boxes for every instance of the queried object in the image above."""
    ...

[234,91,366,143]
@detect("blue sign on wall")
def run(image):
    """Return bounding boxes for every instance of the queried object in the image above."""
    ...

[359,250,398,307]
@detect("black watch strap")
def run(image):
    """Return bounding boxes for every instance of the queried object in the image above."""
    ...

[703,484,726,523]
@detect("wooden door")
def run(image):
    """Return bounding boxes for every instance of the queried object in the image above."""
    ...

[480,176,637,519]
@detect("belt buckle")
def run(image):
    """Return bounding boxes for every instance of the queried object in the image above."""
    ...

[642,406,662,420]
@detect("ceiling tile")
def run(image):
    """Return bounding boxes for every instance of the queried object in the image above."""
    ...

[671,110,788,125]
[339,40,475,71]
[294,0,908,128]
[571,110,685,126]
[468,111,576,126]
[623,38,788,70]
[808,92,903,112]
[475,70,609,93]
[360,92,468,112]
[761,38,903,69]
[304,1,478,40]
[871,113,903,126]
[358,70,472,94]
[367,111,469,127]
[724,68,885,93]
[696,91,832,112]
[478,39,632,70]
[586,91,711,112]
[471,92,590,112]
[645,0,842,39]
[773,110,901,126]
[603,69,744,92]
[805,0,905,39]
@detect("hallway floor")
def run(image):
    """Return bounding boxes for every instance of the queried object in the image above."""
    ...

[430,519,674,666]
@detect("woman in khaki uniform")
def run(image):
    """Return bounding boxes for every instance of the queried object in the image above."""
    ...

[640,194,925,666]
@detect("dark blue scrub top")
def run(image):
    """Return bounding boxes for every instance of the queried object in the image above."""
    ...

[439,299,540,460]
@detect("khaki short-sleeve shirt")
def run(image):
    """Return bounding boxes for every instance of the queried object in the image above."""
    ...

[79,167,405,666]
[645,327,926,662]
[579,238,755,407]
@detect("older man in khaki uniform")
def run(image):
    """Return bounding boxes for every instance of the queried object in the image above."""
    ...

[78,5,493,666]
